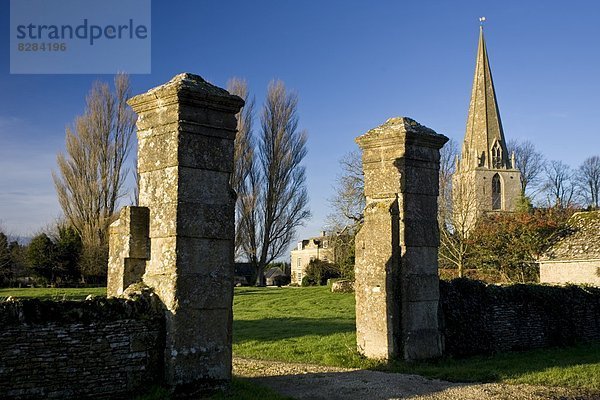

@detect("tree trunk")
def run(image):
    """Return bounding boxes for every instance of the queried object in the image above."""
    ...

[254,263,266,286]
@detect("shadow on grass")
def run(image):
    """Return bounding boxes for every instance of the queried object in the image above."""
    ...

[134,379,292,400]
[235,316,600,390]
[233,317,354,342]
[378,342,600,390]
[234,288,289,296]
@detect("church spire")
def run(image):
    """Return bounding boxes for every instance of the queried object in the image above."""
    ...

[461,23,510,171]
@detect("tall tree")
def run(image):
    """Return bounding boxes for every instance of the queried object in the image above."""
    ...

[507,139,546,197]
[53,224,83,283]
[238,80,311,285]
[576,155,600,209]
[543,160,576,209]
[26,233,57,283]
[0,232,11,285]
[226,78,255,256]
[52,74,136,281]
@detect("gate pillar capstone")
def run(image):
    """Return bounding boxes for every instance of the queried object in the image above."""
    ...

[127,73,244,391]
[355,117,448,361]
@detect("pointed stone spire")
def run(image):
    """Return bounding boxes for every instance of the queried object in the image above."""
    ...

[461,25,510,171]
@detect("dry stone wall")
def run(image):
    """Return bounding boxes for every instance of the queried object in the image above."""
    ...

[0,295,163,400]
[440,279,600,357]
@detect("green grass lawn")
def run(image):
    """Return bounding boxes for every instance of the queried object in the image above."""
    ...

[233,286,600,391]
[233,286,375,368]
[0,286,106,300]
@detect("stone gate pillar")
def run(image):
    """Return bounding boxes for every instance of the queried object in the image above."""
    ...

[355,117,448,361]
[127,74,244,391]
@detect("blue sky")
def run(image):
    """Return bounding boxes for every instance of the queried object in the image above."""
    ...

[1,1,599,247]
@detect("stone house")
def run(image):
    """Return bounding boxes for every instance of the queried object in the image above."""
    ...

[290,231,334,284]
[539,211,600,286]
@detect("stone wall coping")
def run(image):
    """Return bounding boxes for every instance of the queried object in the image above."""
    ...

[0,292,162,326]
[539,258,600,264]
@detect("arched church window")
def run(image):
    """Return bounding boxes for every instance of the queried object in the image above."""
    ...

[491,141,502,168]
[492,174,501,210]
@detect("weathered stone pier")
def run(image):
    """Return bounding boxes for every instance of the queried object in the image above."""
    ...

[355,117,448,361]
[108,73,244,393]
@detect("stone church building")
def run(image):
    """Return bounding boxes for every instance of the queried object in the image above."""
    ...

[453,25,521,225]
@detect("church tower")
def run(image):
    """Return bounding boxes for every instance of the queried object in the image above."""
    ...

[453,23,521,226]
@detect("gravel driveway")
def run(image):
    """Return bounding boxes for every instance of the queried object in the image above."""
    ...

[233,358,600,400]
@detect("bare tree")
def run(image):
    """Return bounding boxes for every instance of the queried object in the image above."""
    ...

[327,150,365,230]
[227,78,255,256]
[439,176,479,278]
[543,160,576,209]
[52,74,136,281]
[507,139,546,197]
[130,155,140,206]
[576,155,600,209]
[437,139,473,277]
[324,150,365,277]
[438,139,459,220]
[238,80,311,285]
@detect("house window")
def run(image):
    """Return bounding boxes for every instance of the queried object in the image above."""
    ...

[297,258,301,268]
[492,173,501,210]
[323,240,329,249]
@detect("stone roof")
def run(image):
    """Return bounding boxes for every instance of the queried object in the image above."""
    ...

[540,211,600,261]
[265,267,286,279]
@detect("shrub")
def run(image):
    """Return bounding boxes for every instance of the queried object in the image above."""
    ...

[301,275,315,287]
[272,274,290,287]
[339,256,355,280]
[304,260,341,286]
[467,208,574,283]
